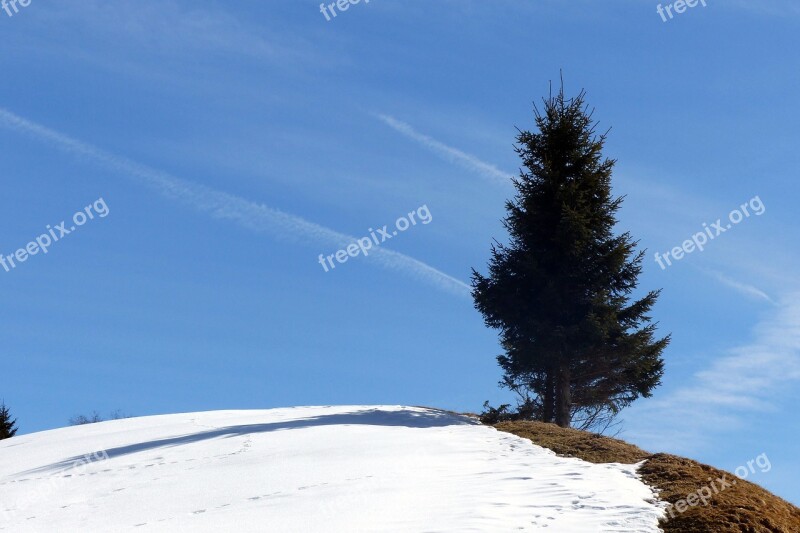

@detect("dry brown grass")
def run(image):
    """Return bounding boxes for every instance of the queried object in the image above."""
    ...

[493,420,800,532]
[495,420,650,464]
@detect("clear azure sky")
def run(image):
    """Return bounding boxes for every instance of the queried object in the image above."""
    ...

[1,0,798,504]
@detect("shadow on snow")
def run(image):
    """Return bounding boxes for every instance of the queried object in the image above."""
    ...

[18,407,476,476]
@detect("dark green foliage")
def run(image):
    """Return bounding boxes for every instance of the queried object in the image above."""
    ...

[478,399,539,425]
[472,83,669,429]
[479,402,514,425]
[0,401,18,440]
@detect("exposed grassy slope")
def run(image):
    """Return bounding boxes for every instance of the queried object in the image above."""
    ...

[494,420,800,532]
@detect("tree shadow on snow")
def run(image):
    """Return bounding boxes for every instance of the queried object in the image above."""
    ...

[19,407,476,475]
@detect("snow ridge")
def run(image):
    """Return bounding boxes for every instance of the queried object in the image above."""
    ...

[0,406,666,532]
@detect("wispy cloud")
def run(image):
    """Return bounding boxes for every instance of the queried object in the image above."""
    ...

[627,294,800,451]
[708,271,775,304]
[40,0,302,63]
[0,108,470,298]
[376,114,514,186]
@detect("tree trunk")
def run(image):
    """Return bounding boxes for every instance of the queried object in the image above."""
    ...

[543,369,555,423]
[555,364,571,428]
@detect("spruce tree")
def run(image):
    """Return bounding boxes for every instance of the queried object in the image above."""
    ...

[0,401,18,440]
[472,84,669,429]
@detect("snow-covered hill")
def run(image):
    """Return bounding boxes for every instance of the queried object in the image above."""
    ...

[0,406,666,532]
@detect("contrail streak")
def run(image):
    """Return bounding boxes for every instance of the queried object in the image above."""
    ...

[377,114,514,186]
[0,108,470,298]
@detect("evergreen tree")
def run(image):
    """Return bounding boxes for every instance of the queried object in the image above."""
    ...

[472,83,669,429]
[0,401,18,440]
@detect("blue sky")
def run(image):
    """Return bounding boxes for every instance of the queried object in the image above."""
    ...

[1,0,799,504]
